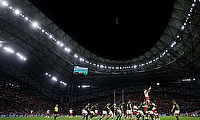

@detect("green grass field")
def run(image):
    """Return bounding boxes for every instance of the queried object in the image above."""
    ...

[0,116,199,120]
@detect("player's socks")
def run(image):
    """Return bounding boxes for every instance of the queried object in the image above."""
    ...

[176,116,179,120]
[136,115,139,120]
[141,116,144,120]
[82,116,86,120]
[86,116,89,120]
[151,116,154,120]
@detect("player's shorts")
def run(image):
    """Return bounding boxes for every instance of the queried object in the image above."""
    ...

[144,109,149,114]
[102,110,107,115]
[95,110,98,114]
[82,109,88,114]
[90,111,95,115]
[109,111,114,116]
[148,111,153,115]
[126,110,133,115]
[133,111,138,115]
[175,110,180,114]
[54,111,58,115]
[152,110,158,115]
[138,110,144,116]
[145,97,150,101]
[117,109,122,114]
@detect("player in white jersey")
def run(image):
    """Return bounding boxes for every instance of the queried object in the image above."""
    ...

[152,102,160,120]
[45,109,50,118]
[144,86,151,104]
[69,108,73,118]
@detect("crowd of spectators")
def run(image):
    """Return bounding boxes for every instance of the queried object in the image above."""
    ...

[0,76,200,117]
[0,77,57,117]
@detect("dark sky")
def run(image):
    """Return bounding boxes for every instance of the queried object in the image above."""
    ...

[28,0,175,61]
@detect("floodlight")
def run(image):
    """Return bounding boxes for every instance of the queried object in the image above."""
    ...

[14,9,20,15]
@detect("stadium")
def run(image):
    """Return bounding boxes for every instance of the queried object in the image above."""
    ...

[0,0,200,120]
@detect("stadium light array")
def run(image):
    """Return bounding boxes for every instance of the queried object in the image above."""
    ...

[1,0,8,7]
[1,45,27,61]
[78,85,90,88]
[82,85,90,88]
[0,0,198,72]
[60,81,67,86]
[16,52,27,61]
[45,72,67,86]
[3,46,14,53]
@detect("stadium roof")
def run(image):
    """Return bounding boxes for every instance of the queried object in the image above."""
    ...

[0,0,200,101]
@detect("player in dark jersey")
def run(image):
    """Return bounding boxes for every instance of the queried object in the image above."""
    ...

[109,103,117,120]
[99,102,112,120]
[116,101,125,120]
[125,99,134,120]
[82,103,91,120]
[136,102,144,120]
[89,103,99,119]
[171,100,180,120]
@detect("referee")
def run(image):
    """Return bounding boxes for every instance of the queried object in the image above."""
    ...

[54,104,59,120]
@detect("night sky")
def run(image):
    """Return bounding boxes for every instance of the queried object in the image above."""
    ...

[28,0,175,61]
